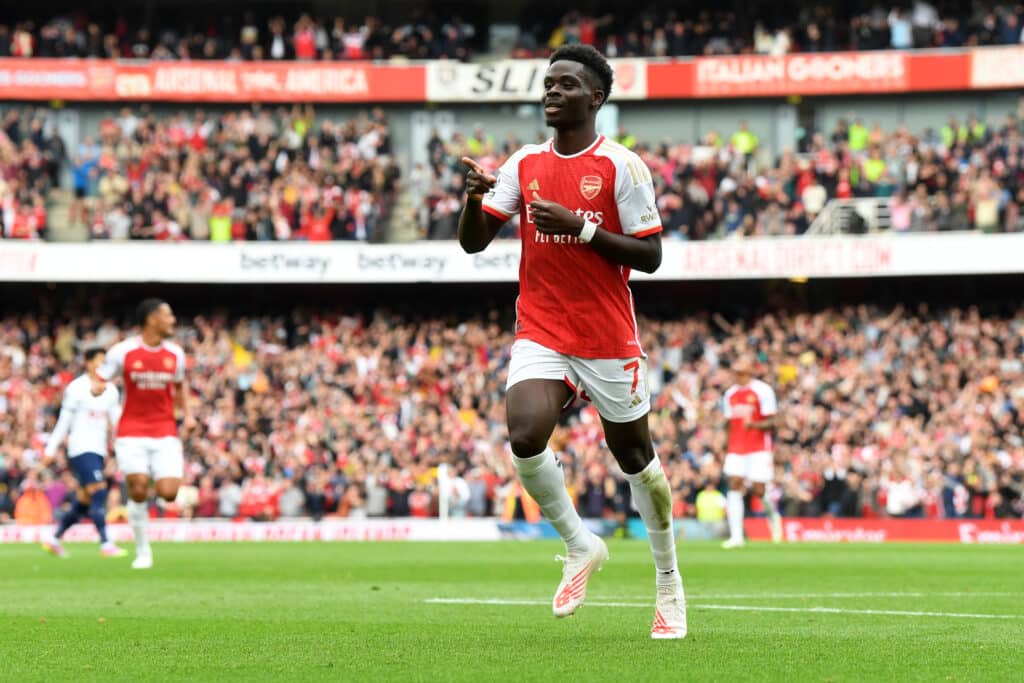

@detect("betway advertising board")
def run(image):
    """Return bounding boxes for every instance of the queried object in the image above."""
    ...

[2,233,1024,283]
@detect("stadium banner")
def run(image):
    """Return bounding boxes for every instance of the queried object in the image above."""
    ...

[745,518,1024,543]
[690,52,909,98]
[425,58,647,102]
[7,233,1024,283]
[0,519,502,543]
[970,45,1024,89]
[0,58,426,102]
[2,49,1018,103]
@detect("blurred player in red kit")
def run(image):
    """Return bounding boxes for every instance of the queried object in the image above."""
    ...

[721,357,782,548]
[97,299,195,568]
[458,45,685,639]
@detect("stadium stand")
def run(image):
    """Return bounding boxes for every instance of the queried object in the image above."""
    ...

[420,113,1024,240]
[3,4,1024,60]
[3,105,398,241]
[2,300,1022,523]
[5,103,1024,242]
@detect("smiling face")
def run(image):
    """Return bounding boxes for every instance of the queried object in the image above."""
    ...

[147,303,177,339]
[542,60,604,130]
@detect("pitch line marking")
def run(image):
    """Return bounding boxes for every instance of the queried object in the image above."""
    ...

[424,598,1023,620]
[606,591,1021,599]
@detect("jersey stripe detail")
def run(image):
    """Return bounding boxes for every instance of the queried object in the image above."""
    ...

[632,226,663,238]
[481,203,512,220]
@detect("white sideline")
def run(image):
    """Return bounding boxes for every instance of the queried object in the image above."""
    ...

[424,598,1022,620]
[608,591,1020,599]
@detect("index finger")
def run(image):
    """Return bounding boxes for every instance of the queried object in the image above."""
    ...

[461,156,486,174]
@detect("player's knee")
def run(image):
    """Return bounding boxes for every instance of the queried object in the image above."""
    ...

[614,444,652,475]
[728,477,746,491]
[154,482,179,502]
[508,427,547,459]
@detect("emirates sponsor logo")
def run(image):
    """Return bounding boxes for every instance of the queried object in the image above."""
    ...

[783,521,888,543]
[958,522,1024,544]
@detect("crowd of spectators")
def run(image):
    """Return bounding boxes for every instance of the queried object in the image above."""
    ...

[422,109,1024,239]
[1,105,398,241]
[523,4,1024,58]
[0,12,475,61]
[1,300,1022,525]
[9,101,1024,242]
[0,108,64,240]
[5,3,1024,63]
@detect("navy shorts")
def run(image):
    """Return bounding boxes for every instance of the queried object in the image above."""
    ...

[69,452,106,487]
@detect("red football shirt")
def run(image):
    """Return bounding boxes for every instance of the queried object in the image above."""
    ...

[482,135,662,358]
[723,379,778,454]
[100,336,186,438]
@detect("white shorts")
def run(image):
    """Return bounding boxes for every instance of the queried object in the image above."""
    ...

[507,339,650,423]
[723,451,774,484]
[115,437,184,480]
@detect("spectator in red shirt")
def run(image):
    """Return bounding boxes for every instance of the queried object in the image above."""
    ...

[299,206,335,242]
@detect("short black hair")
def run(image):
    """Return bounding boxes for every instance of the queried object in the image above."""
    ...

[136,298,167,327]
[549,45,613,106]
[83,347,105,362]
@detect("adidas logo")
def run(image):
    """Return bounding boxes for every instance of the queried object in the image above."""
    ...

[528,178,540,191]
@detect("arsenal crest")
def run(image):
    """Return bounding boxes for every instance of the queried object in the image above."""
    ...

[580,175,602,200]
[164,357,175,370]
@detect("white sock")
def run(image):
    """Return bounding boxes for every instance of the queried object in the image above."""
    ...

[127,499,151,555]
[763,494,780,523]
[727,490,745,543]
[623,456,681,588]
[512,448,592,555]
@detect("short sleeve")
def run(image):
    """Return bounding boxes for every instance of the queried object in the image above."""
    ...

[481,152,523,221]
[61,382,78,410]
[171,345,186,382]
[107,385,122,423]
[98,341,126,381]
[755,382,778,416]
[721,391,733,418]
[615,153,662,237]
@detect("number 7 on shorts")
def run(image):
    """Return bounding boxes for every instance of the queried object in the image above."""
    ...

[624,360,640,394]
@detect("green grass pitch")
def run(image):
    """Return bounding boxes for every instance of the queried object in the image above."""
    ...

[2,541,1022,682]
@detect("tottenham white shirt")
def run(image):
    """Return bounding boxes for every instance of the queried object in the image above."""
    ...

[45,375,121,458]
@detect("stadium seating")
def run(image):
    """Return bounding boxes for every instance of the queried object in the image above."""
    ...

[6,102,1024,241]
[2,304,1021,522]
[2,105,398,241]
[3,5,1024,61]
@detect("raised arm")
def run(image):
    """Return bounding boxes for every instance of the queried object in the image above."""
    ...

[457,156,514,254]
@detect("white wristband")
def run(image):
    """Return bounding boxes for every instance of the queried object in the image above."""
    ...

[578,220,598,243]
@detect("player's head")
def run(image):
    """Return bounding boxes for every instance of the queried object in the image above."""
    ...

[732,356,755,384]
[137,298,175,339]
[544,45,613,130]
[83,347,106,373]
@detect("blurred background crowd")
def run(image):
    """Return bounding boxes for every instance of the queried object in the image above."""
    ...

[2,295,1022,525]
[8,101,1024,242]
[4,3,1024,61]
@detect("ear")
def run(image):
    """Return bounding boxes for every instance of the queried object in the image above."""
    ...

[591,88,605,110]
